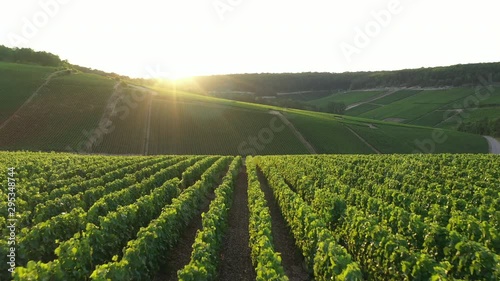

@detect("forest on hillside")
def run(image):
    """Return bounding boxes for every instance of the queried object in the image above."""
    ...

[183,64,500,96]
[2,45,499,96]
[0,45,62,67]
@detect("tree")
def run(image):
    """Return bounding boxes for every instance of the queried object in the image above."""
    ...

[491,118,500,137]
[325,102,346,115]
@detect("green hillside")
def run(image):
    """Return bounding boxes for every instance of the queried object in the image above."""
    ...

[360,88,476,121]
[307,90,384,110]
[281,109,488,154]
[317,87,500,130]
[0,62,58,124]
[0,67,116,151]
[0,62,492,155]
[147,99,308,155]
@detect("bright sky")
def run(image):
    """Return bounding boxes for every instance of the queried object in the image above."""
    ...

[1,0,499,79]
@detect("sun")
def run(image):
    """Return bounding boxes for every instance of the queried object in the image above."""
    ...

[144,65,194,82]
[165,71,193,81]
[151,71,194,82]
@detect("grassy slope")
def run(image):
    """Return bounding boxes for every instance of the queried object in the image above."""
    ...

[415,88,500,129]
[284,112,375,154]
[0,62,58,123]
[344,90,421,116]
[373,89,422,105]
[307,90,384,109]
[345,103,381,116]
[359,88,473,121]
[94,86,309,155]
[92,86,151,154]
[131,87,376,154]
[148,86,489,154]
[0,73,115,151]
[146,99,309,154]
[281,108,488,153]
[348,123,487,153]
[341,87,500,129]
[0,67,490,154]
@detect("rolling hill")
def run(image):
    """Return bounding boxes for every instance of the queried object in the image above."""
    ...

[0,61,495,155]
[0,50,499,281]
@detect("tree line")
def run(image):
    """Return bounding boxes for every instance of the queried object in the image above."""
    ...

[0,45,123,79]
[181,64,500,96]
[0,45,63,67]
[2,45,499,99]
[458,117,500,137]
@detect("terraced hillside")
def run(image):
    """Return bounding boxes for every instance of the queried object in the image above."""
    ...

[281,109,488,154]
[2,152,499,280]
[310,87,500,130]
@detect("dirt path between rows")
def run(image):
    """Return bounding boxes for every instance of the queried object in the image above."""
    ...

[269,110,317,154]
[484,136,500,154]
[344,125,382,154]
[345,88,400,111]
[0,69,70,131]
[153,187,216,281]
[218,168,256,281]
[257,170,312,281]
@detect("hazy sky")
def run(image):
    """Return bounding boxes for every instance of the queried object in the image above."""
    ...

[1,0,499,78]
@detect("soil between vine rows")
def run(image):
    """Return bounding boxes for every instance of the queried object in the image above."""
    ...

[218,167,256,281]
[153,187,216,281]
[257,169,312,281]
[153,167,228,281]
[152,164,309,281]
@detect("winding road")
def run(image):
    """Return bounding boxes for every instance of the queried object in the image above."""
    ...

[483,136,500,154]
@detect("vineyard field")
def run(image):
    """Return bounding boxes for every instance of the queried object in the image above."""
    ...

[351,87,500,129]
[283,110,488,153]
[307,90,384,110]
[92,86,153,155]
[1,152,498,280]
[254,154,500,280]
[358,88,476,121]
[0,60,491,155]
[146,100,309,155]
[0,62,58,124]
[0,73,116,151]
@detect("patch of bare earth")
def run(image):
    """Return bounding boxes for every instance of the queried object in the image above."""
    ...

[383,117,406,123]
[153,167,229,281]
[152,189,216,281]
[218,167,256,281]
